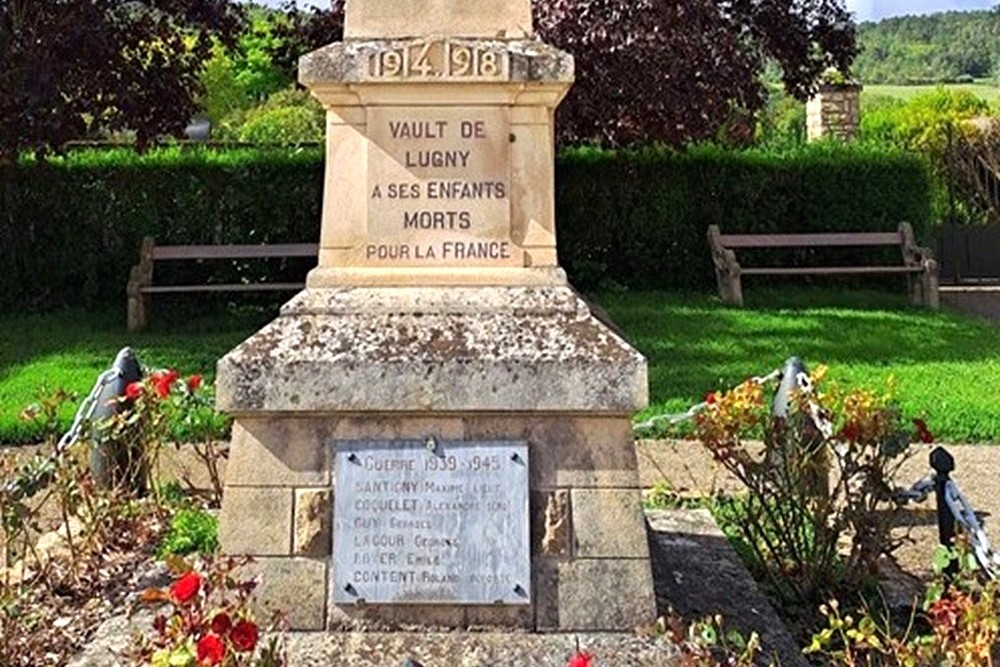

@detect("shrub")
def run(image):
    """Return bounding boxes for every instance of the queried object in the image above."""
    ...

[133,556,285,667]
[156,509,219,559]
[756,92,807,149]
[693,369,920,604]
[0,146,322,311]
[807,548,1000,666]
[219,88,325,145]
[860,87,990,155]
[556,143,932,290]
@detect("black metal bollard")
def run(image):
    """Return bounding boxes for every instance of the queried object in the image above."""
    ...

[930,446,959,579]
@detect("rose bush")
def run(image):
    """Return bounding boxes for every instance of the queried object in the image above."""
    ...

[694,368,925,604]
[100,368,230,504]
[133,556,284,667]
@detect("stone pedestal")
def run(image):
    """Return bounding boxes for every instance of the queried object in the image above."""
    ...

[217,287,655,630]
[216,0,656,634]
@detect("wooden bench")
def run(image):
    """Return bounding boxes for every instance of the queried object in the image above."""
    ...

[126,236,318,331]
[707,223,940,309]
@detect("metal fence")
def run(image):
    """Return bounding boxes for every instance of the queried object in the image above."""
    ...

[934,223,1000,285]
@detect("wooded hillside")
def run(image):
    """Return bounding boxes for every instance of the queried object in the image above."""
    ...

[854,8,999,84]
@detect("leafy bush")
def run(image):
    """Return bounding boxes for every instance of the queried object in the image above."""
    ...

[860,88,991,224]
[156,509,219,559]
[860,87,990,155]
[134,556,285,666]
[0,146,322,311]
[224,88,325,145]
[808,548,1000,666]
[694,369,921,605]
[0,143,930,308]
[756,91,807,149]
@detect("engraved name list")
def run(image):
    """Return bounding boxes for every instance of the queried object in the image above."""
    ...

[333,440,530,605]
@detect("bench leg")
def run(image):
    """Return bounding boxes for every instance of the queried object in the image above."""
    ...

[923,265,940,311]
[720,272,743,307]
[127,287,149,332]
[714,264,743,306]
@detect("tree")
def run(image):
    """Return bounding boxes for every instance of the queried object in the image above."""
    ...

[0,0,244,161]
[268,0,345,82]
[230,0,855,148]
[852,10,999,85]
[535,0,857,147]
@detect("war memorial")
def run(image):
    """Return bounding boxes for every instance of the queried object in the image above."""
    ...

[215,0,657,636]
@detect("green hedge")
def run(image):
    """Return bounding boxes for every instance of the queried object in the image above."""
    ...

[556,143,933,290]
[0,143,931,310]
[0,147,323,311]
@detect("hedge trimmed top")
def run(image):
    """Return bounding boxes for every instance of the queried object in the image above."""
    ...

[0,143,930,310]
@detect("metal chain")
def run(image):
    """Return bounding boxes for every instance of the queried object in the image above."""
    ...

[895,475,936,504]
[896,473,1000,580]
[633,368,782,431]
[796,371,836,439]
[1,367,121,500]
[56,368,121,454]
[943,480,1000,579]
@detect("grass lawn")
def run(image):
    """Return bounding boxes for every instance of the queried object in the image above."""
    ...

[597,287,1000,444]
[1,288,999,444]
[0,306,271,444]
[863,81,1000,107]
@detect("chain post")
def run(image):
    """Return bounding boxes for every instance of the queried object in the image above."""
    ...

[930,446,959,579]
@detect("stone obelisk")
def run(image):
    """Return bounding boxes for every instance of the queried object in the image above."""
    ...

[215,0,656,632]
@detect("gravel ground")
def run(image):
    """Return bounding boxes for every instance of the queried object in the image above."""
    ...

[637,439,1000,579]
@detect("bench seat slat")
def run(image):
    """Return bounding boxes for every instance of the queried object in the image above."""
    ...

[719,233,902,248]
[141,283,304,294]
[742,266,921,276]
[153,244,318,260]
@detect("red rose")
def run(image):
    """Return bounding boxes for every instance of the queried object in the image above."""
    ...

[210,612,232,636]
[196,633,225,666]
[124,382,143,401]
[187,374,203,392]
[567,652,594,667]
[151,369,179,398]
[170,572,202,604]
[230,619,259,652]
[705,392,717,406]
[913,418,934,444]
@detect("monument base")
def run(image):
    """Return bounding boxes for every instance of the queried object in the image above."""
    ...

[216,286,655,631]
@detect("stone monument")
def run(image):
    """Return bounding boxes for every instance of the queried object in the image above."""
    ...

[216,0,656,633]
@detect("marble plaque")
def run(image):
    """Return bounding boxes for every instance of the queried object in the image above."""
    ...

[357,106,522,268]
[332,439,530,605]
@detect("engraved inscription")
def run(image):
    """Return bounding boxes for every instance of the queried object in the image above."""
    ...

[362,106,519,267]
[370,39,509,80]
[332,440,530,605]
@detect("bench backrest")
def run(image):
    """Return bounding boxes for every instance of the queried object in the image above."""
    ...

[716,231,902,249]
[151,243,319,261]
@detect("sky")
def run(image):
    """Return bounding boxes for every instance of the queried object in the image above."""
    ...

[256,1,997,23]
[845,0,995,21]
